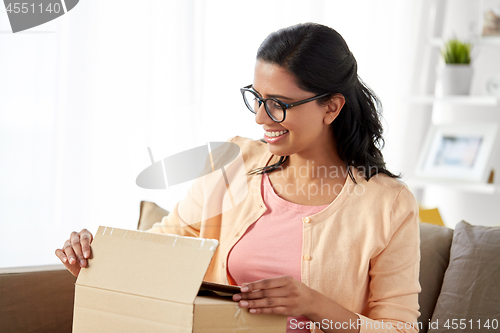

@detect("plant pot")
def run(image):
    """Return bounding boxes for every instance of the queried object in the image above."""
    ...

[438,64,473,95]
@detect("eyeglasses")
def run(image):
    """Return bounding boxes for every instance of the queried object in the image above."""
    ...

[240,84,331,123]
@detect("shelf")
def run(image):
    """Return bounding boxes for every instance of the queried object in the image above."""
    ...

[409,95,498,106]
[430,37,500,47]
[407,178,497,194]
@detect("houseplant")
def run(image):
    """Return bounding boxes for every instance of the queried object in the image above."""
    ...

[438,38,473,95]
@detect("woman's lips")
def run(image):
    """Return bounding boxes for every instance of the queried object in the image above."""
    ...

[264,130,289,143]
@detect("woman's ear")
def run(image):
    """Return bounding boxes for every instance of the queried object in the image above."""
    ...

[324,94,345,125]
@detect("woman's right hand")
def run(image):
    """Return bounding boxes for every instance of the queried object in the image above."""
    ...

[55,229,93,277]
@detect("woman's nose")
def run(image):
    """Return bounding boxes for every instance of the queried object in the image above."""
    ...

[254,103,274,125]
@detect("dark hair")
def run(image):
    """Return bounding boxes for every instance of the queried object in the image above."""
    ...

[251,23,399,182]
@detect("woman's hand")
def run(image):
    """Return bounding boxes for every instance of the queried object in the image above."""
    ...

[54,229,93,277]
[232,275,315,317]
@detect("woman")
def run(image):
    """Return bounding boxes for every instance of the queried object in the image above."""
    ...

[56,23,421,333]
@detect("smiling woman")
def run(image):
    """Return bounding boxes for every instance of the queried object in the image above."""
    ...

[57,23,421,333]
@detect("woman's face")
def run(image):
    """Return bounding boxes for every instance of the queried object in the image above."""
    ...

[252,60,342,159]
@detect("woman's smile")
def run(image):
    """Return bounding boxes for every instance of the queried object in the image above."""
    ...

[264,129,289,143]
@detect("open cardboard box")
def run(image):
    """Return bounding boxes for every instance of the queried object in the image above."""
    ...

[72,226,286,332]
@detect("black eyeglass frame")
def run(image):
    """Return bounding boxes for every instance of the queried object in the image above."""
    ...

[240,84,332,123]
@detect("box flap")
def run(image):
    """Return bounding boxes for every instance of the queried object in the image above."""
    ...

[76,226,218,304]
[73,284,195,333]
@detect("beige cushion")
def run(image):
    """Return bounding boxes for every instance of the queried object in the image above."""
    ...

[428,221,500,333]
[418,222,454,333]
[137,201,169,231]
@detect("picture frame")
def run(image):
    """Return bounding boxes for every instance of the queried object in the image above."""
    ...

[481,0,500,37]
[415,123,498,183]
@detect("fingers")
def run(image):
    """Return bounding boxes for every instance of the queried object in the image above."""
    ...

[248,306,288,315]
[233,286,288,301]
[55,229,94,278]
[238,297,290,314]
[55,246,81,277]
[233,276,304,316]
[62,240,77,265]
[55,248,67,263]
[80,229,93,259]
[70,231,87,267]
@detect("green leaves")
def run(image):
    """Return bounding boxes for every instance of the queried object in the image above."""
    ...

[441,39,472,64]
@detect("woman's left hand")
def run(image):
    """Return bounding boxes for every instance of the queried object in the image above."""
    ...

[232,275,315,317]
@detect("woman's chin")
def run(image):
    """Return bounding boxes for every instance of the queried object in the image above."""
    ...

[267,144,290,157]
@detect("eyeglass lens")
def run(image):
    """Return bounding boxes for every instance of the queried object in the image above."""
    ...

[242,90,284,122]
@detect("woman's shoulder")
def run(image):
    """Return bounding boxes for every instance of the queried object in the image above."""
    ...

[225,136,270,172]
[351,169,419,233]
[352,168,417,207]
[228,136,269,158]
[228,135,266,148]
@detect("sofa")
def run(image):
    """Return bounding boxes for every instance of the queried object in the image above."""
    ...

[1,201,499,333]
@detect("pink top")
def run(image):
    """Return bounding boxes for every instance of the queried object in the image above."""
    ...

[228,174,328,333]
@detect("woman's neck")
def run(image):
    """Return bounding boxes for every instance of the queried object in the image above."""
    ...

[286,156,345,179]
[271,138,345,181]
[267,149,348,206]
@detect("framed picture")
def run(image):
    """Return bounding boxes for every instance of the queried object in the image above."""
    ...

[481,0,500,37]
[415,123,498,183]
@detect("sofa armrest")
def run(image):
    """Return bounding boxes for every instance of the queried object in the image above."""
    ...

[0,264,76,333]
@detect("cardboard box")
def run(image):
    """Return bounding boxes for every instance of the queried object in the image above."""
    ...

[73,226,287,332]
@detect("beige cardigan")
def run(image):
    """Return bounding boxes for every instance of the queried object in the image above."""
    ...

[150,136,421,333]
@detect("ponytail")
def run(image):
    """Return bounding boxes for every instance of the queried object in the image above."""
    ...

[333,78,399,182]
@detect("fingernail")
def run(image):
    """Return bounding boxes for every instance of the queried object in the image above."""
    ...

[241,286,249,292]
[69,257,75,264]
[240,301,248,307]
[84,251,90,258]
[233,294,241,301]
[62,257,67,263]
[249,309,256,314]
[80,259,86,267]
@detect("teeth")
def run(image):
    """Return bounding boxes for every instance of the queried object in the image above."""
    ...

[265,130,288,137]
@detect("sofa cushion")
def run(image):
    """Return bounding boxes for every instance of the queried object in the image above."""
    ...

[428,221,500,333]
[418,222,454,333]
[137,201,169,231]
